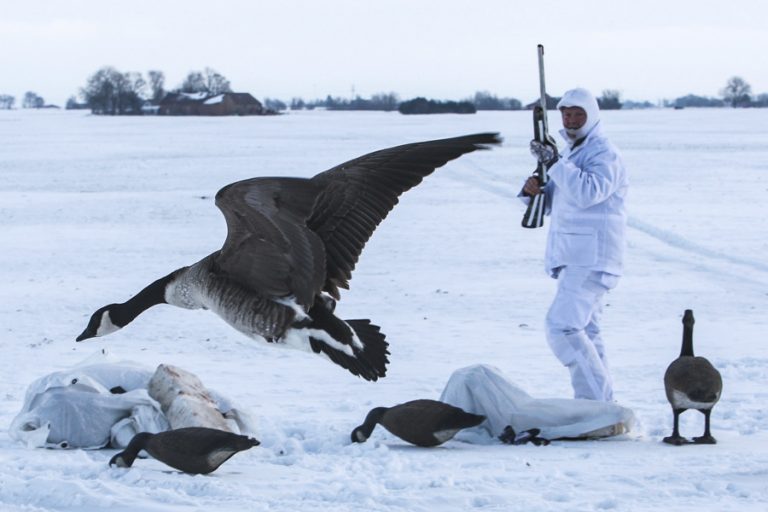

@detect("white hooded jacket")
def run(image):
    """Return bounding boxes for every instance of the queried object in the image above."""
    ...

[536,88,628,277]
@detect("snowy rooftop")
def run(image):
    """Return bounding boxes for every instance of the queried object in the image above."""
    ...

[178,91,208,101]
[203,94,225,105]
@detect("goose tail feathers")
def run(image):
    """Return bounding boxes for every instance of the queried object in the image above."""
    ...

[346,319,390,380]
[306,319,389,382]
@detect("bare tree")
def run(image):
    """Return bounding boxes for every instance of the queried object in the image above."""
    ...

[81,66,147,115]
[180,68,232,95]
[22,91,44,108]
[82,67,119,114]
[204,67,231,95]
[0,94,16,109]
[471,91,522,111]
[147,70,166,104]
[598,89,622,110]
[119,72,147,112]
[371,92,399,111]
[180,71,206,93]
[721,76,752,107]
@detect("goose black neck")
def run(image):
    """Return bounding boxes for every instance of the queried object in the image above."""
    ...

[113,272,175,327]
[113,432,153,467]
[681,309,695,357]
[358,407,388,437]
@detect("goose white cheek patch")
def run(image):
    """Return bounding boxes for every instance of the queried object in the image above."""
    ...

[96,312,121,337]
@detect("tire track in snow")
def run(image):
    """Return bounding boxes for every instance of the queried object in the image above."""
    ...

[442,158,518,202]
[445,159,768,278]
[627,217,768,274]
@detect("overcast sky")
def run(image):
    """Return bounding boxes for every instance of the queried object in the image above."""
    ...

[1,0,766,107]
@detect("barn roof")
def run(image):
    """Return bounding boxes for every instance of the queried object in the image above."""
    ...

[161,92,260,105]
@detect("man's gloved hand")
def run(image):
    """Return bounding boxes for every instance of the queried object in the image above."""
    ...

[529,140,557,163]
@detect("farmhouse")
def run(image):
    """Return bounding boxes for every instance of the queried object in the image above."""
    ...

[158,92,272,116]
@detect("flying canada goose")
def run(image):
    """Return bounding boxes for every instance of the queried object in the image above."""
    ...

[350,399,486,447]
[77,133,502,381]
[663,309,722,445]
[109,427,259,474]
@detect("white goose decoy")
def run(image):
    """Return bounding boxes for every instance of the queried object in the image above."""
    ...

[77,133,501,381]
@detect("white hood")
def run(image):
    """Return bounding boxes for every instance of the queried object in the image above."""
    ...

[557,88,600,142]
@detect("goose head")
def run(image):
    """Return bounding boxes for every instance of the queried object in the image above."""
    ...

[108,452,132,468]
[77,271,176,341]
[350,407,387,443]
[108,432,151,468]
[77,304,125,341]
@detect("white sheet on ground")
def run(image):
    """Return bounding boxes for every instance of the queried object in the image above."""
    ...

[439,364,637,442]
[9,350,257,449]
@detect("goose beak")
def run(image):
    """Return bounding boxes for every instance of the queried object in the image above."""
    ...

[76,329,94,342]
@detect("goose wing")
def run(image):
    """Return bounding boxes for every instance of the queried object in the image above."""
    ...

[214,177,326,308]
[390,399,486,431]
[308,132,501,299]
[153,427,255,456]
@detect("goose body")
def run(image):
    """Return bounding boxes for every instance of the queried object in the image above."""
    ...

[351,399,486,447]
[109,427,259,474]
[77,133,501,381]
[663,309,722,445]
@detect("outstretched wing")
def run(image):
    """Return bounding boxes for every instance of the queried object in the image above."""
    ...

[308,132,501,299]
[214,177,326,308]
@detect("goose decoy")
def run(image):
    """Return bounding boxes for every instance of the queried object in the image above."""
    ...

[77,133,502,381]
[109,427,259,474]
[663,309,722,445]
[350,399,486,447]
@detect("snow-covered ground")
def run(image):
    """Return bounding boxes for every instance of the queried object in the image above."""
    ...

[1,108,766,511]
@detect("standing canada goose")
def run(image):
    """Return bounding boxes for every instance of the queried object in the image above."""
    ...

[77,133,502,381]
[663,309,722,445]
[109,427,259,474]
[350,399,486,447]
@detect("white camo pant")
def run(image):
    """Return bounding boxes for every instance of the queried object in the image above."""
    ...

[545,266,619,401]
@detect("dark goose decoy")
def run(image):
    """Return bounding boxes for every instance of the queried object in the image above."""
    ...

[350,399,486,447]
[77,133,502,381]
[109,427,259,474]
[663,309,723,445]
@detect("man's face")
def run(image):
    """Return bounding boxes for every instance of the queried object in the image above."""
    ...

[561,107,587,130]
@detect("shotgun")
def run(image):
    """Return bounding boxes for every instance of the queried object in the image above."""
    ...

[521,44,558,229]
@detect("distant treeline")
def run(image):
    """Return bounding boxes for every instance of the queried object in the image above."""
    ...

[398,97,476,115]
[272,91,517,113]
[275,91,620,114]
[0,91,59,110]
[2,69,767,113]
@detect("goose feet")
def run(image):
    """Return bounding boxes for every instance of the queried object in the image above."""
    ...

[662,434,689,446]
[663,434,717,445]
